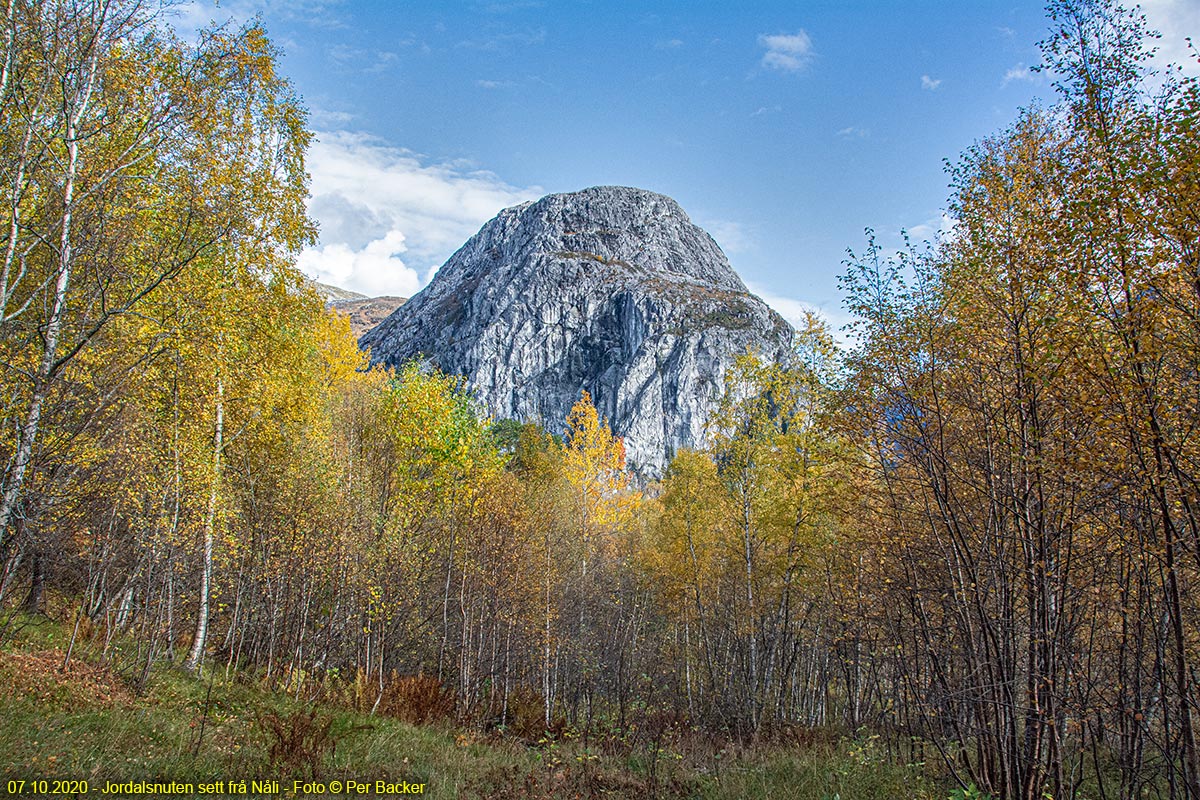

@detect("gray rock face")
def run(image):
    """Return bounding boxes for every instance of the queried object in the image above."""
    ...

[361,186,794,476]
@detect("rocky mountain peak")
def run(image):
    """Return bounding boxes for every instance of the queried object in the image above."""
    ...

[361,185,794,476]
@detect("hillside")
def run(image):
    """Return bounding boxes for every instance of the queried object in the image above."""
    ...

[331,295,407,338]
[361,186,793,476]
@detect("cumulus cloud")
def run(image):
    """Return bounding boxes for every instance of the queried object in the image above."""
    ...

[758,31,814,72]
[920,74,942,90]
[300,130,542,297]
[297,231,420,297]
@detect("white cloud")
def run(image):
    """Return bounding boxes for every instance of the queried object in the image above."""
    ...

[457,27,546,51]
[1002,62,1033,86]
[751,104,782,116]
[920,74,942,90]
[476,79,516,89]
[1142,0,1200,75]
[364,51,398,73]
[906,212,957,243]
[481,1,545,12]
[170,0,342,38]
[300,130,543,297]
[837,125,869,138]
[697,218,752,254]
[297,231,421,297]
[655,38,684,50]
[326,44,397,73]
[327,43,364,63]
[747,284,855,346]
[309,108,355,126]
[758,31,814,72]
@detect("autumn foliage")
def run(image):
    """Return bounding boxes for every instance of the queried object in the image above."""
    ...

[2,1,1200,798]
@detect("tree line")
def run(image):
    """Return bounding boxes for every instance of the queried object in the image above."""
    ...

[2,1,1198,798]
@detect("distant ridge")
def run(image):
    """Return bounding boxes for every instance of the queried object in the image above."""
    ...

[307,278,366,303]
[332,295,407,338]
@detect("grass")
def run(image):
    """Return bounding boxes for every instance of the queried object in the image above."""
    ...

[0,615,952,799]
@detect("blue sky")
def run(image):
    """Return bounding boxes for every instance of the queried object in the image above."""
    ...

[177,0,1199,331]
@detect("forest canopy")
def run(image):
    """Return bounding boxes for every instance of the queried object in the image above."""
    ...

[1,1,1199,798]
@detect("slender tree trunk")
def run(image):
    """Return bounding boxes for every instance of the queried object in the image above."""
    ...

[543,524,553,728]
[20,545,44,615]
[185,377,223,674]
[0,11,100,548]
[0,0,15,104]
[739,467,759,731]
[437,524,457,681]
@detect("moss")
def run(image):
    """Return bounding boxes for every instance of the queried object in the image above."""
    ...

[552,250,633,270]
[638,276,758,331]
[698,298,754,329]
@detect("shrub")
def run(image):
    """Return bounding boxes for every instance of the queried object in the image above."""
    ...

[377,673,456,725]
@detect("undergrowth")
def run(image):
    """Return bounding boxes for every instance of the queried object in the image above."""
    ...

[0,613,951,799]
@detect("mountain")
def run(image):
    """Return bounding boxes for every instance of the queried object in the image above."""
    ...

[302,277,407,338]
[331,296,407,338]
[307,278,366,303]
[361,186,794,476]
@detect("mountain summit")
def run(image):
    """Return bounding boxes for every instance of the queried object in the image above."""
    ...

[361,186,794,475]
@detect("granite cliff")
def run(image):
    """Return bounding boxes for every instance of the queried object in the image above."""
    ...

[360,186,794,476]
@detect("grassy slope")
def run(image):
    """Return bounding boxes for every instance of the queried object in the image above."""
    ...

[0,616,948,799]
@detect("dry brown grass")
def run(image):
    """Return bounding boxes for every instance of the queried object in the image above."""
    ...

[0,649,132,710]
[377,673,456,725]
